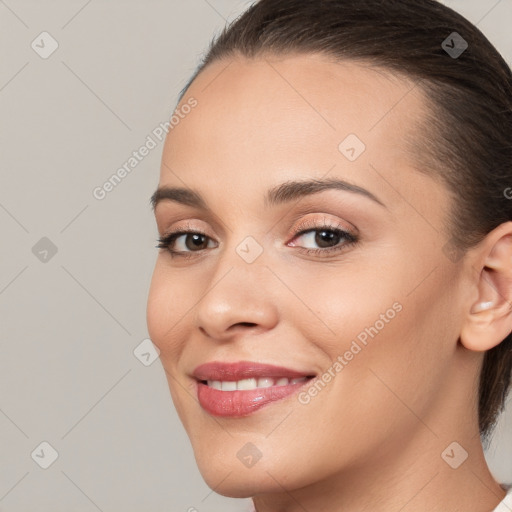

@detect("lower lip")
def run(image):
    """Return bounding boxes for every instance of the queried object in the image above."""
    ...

[196,380,311,417]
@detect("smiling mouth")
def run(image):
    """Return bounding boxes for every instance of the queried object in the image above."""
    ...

[195,376,317,417]
[192,361,317,417]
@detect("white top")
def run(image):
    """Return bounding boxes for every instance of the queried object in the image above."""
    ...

[493,484,512,512]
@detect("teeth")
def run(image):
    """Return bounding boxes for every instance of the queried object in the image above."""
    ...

[205,377,309,390]
[237,378,257,390]
[211,380,222,390]
[257,377,274,388]
[221,381,237,391]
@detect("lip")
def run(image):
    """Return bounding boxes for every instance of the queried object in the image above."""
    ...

[193,361,314,381]
[192,361,316,417]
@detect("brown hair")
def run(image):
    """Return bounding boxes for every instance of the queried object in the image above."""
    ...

[177,0,512,443]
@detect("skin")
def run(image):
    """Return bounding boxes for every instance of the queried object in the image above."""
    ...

[146,54,512,512]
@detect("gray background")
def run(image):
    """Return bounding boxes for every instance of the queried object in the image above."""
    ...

[0,1,511,510]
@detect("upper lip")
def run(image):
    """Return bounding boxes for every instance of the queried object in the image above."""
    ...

[192,361,316,381]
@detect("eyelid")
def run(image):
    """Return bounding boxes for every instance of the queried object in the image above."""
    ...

[155,209,227,240]
[159,219,211,238]
[158,214,354,243]
[289,214,357,238]
[286,205,358,230]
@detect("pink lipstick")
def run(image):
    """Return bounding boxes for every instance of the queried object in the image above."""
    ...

[193,361,315,417]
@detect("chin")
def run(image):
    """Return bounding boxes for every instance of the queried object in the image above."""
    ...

[190,434,329,498]
[195,456,287,498]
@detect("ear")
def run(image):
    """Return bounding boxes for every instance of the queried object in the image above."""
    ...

[460,221,512,352]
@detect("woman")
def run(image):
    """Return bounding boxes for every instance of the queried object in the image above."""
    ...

[147,0,512,510]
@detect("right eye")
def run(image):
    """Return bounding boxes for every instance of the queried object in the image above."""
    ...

[156,230,217,257]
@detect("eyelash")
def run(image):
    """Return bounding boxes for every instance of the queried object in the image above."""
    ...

[156,219,359,259]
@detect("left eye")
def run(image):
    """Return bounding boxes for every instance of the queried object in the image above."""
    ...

[292,228,355,250]
[289,226,358,256]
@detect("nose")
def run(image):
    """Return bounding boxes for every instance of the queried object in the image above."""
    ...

[194,250,279,341]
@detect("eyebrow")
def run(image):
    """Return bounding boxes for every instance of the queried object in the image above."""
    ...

[150,177,387,211]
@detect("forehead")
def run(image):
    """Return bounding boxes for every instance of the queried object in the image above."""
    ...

[159,54,436,216]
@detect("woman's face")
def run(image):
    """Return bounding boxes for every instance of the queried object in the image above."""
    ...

[147,54,473,496]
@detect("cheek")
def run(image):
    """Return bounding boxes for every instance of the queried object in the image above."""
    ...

[146,261,190,361]
[279,258,405,356]
[289,255,454,409]
[320,265,458,433]
[146,262,199,428]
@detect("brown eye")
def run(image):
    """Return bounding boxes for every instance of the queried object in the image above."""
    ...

[183,233,209,251]
[313,229,342,248]
[156,230,216,256]
[289,222,358,257]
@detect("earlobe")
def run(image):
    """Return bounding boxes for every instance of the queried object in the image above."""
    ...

[460,223,512,352]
